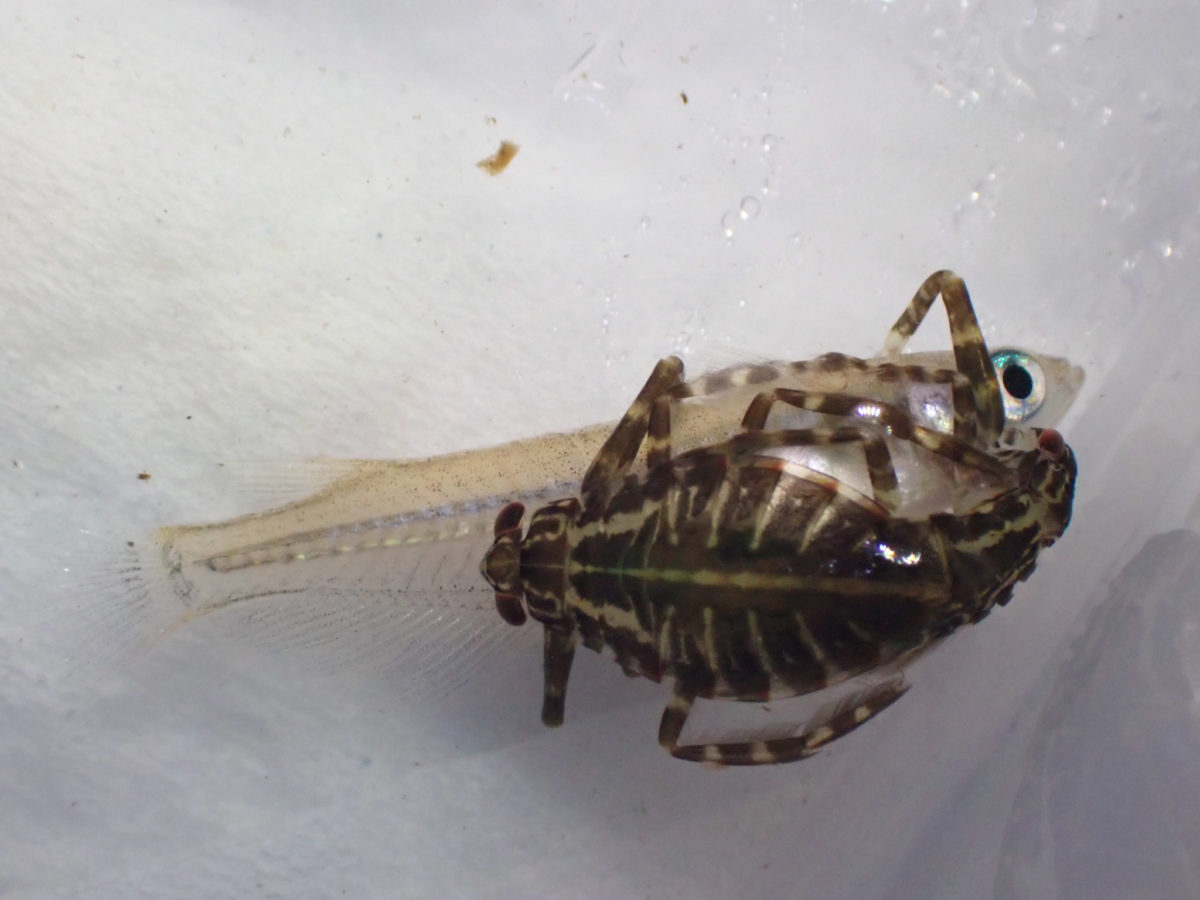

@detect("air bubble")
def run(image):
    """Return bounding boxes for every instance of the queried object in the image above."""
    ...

[721,211,738,239]
[722,196,763,239]
[762,134,781,153]
[789,233,807,265]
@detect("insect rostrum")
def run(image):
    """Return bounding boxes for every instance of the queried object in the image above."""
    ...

[482,271,1077,765]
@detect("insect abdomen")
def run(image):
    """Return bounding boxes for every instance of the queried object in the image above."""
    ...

[567,455,947,699]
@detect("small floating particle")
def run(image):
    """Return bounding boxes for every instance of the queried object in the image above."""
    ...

[680,91,688,104]
[477,141,520,176]
[137,472,151,481]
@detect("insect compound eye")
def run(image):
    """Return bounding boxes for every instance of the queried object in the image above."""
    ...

[494,592,527,627]
[990,349,1046,423]
[1036,428,1065,457]
[494,502,526,538]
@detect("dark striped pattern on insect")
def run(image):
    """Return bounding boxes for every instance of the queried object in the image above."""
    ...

[482,271,1077,765]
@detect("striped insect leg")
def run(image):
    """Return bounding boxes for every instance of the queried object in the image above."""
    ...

[882,271,1003,444]
[679,424,896,513]
[737,393,902,511]
[657,683,698,756]
[645,396,673,470]
[862,360,978,444]
[660,678,909,765]
[541,627,578,727]
[580,357,684,510]
[738,389,1008,479]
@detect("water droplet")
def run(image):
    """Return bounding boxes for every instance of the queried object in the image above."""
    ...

[762,134,781,153]
[739,196,761,220]
[721,211,739,239]
[1161,243,1174,259]
[638,216,651,231]
[601,293,616,333]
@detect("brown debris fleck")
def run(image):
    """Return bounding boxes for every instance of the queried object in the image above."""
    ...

[477,140,520,176]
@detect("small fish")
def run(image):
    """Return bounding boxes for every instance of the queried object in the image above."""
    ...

[74,343,1082,697]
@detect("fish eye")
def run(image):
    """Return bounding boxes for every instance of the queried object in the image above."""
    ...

[991,349,1046,422]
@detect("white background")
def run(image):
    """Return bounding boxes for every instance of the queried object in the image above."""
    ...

[3,1,1200,898]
